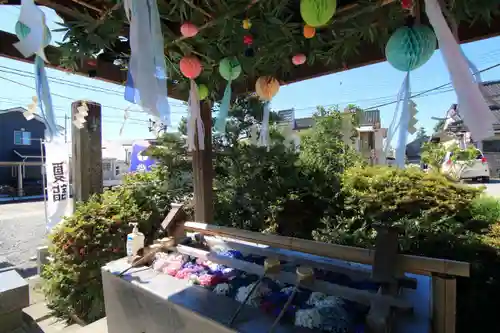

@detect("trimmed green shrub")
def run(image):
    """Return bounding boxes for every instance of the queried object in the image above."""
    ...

[312,165,500,333]
[468,195,500,225]
[313,166,481,246]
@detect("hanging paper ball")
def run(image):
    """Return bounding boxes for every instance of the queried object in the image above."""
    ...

[180,22,199,38]
[242,19,252,30]
[303,25,316,39]
[300,0,337,28]
[243,35,253,46]
[292,54,307,65]
[197,84,209,100]
[255,76,280,101]
[245,48,255,57]
[219,57,242,81]
[401,0,413,9]
[385,24,437,72]
[180,56,203,79]
[15,21,51,47]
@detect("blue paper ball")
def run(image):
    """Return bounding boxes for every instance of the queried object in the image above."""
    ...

[385,24,436,72]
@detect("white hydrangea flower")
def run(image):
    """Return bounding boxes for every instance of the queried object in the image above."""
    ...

[295,308,323,329]
[235,282,270,307]
[213,283,231,296]
[315,296,345,308]
[280,286,295,295]
[307,292,327,306]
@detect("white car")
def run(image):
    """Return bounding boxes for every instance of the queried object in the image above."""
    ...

[441,149,490,183]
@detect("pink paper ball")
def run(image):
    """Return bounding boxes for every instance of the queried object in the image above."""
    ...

[180,22,199,38]
[180,55,202,79]
[292,54,307,66]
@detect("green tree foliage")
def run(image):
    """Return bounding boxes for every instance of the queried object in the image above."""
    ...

[415,127,427,139]
[421,142,478,179]
[433,118,446,133]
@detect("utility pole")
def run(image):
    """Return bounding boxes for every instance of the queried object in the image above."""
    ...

[64,114,68,143]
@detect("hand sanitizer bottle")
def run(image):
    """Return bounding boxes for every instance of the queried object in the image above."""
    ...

[126,222,145,262]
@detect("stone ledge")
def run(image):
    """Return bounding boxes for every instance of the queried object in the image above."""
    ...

[0,270,29,315]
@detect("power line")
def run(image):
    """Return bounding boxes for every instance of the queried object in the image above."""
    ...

[0,74,188,115]
[0,65,187,108]
[364,62,500,110]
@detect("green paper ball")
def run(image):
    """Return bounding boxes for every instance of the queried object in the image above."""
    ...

[197,84,209,100]
[15,21,51,47]
[385,25,436,72]
[219,57,242,81]
[300,0,337,28]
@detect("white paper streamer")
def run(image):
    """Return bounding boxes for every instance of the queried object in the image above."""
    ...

[187,80,204,151]
[424,0,496,141]
[395,73,411,168]
[383,80,407,156]
[14,0,48,61]
[259,103,270,147]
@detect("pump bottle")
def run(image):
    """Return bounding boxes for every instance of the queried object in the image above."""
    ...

[126,222,145,262]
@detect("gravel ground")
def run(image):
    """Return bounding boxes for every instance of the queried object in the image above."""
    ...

[0,201,52,276]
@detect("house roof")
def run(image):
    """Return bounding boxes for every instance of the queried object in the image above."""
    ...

[482,80,500,106]
[286,109,381,130]
[0,107,65,131]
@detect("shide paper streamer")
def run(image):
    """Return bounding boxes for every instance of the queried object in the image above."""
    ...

[123,0,171,128]
[424,0,496,142]
[14,0,58,140]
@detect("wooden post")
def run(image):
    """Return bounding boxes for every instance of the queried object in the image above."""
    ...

[432,275,457,333]
[71,101,103,205]
[367,225,401,333]
[192,100,213,223]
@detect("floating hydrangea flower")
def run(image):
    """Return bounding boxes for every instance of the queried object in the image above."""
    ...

[188,274,200,285]
[199,274,224,287]
[217,249,243,259]
[163,264,181,276]
[213,283,231,296]
[235,282,271,307]
[280,286,295,295]
[175,268,197,279]
[307,292,328,306]
[295,308,323,329]
[315,296,345,309]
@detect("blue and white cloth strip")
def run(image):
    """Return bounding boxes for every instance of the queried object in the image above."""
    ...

[124,0,171,127]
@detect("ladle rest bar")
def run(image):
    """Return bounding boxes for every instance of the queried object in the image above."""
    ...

[183,222,470,278]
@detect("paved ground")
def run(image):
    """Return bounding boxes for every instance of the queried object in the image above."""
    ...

[0,201,49,276]
[469,179,500,197]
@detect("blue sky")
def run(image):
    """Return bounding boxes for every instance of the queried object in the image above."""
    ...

[0,5,499,141]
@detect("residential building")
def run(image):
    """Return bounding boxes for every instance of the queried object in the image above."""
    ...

[277,108,388,164]
[0,107,64,195]
[430,80,500,176]
[0,106,157,196]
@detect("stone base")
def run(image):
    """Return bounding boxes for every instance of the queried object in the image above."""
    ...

[0,270,29,332]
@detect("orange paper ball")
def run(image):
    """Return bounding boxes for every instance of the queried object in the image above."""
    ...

[303,25,316,39]
[292,54,307,65]
[255,76,280,101]
[180,22,199,38]
[180,56,202,79]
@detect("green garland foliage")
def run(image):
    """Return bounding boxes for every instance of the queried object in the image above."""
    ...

[51,0,499,97]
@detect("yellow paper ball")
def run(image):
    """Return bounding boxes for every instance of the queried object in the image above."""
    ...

[242,19,252,30]
[255,76,280,101]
